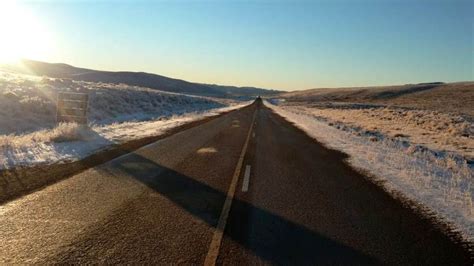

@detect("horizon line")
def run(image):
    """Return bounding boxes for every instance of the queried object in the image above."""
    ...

[5,58,473,92]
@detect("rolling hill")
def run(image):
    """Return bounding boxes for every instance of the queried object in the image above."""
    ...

[278,82,474,117]
[1,59,280,99]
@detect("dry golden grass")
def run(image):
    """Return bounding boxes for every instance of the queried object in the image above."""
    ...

[281,82,474,117]
[373,82,474,117]
[278,81,474,160]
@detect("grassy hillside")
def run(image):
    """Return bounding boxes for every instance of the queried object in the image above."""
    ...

[0,70,232,135]
[1,60,280,99]
[272,81,474,161]
[280,82,474,117]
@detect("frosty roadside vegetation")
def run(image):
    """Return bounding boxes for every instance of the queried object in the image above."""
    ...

[265,100,473,243]
[0,70,250,169]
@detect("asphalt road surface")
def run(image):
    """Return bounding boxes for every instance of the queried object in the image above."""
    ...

[0,99,471,265]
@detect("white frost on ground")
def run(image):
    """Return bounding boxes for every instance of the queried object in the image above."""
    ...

[0,101,250,170]
[265,101,474,243]
[278,104,473,161]
[0,70,234,135]
[0,70,251,169]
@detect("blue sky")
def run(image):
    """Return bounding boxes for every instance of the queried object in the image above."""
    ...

[22,0,474,90]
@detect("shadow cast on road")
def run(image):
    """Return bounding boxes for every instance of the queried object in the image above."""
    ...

[101,151,377,264]
[0,129,113,204]
[0,110,227,205]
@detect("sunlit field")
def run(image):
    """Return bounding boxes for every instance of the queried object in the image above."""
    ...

[0,70,244,169]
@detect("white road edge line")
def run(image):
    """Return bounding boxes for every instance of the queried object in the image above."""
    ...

[242,165,251,192]
[204,109,257,266]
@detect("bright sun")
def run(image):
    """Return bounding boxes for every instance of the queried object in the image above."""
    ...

[0,1,54,63]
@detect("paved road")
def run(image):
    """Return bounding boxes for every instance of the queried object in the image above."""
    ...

[0,100,471,264]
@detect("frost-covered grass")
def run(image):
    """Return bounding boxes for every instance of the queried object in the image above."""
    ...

[0,102,250,170]
[0,71,229,135]
[0,123,90,147]
[0,70,250,169]
[280,104,473,161]
[265,101,473,243]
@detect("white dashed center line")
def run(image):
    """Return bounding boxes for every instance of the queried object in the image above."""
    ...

[242,165,251,192]
[204,109,257,266]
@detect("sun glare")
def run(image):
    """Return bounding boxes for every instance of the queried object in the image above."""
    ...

[0,1,54,63]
